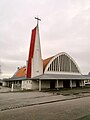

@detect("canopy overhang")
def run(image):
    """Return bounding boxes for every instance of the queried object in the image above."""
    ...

[3,74,90,82]
[32,74,90,80]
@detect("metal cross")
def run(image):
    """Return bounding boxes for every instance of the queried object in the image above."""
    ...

[35,17,41,25]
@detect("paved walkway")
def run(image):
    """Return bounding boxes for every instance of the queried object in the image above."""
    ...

[0,86,11,92]
[0,87,90,111]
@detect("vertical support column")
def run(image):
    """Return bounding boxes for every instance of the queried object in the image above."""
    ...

[81,80,84,87]
[2,82,6,87]
[39,80,41,91]
[21,81,24,90]
[11,83,14,92]
[57,80,59,90]
[70,80,72,89]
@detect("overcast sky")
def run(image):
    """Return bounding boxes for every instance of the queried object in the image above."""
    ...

[0,0,90,78]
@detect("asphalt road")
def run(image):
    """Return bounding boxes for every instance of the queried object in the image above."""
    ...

[0,96,90,120]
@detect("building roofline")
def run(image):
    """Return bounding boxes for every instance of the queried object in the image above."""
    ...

[32,73,89,80]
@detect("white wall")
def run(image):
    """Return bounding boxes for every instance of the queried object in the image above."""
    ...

[72,81,76,87]
[32,80,39,90]
[80,80,85,87]
[31,26,43,78]
[22,80,32,90]
[2,82,7,87]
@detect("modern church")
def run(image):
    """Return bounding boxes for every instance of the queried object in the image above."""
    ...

[3,18,89,91]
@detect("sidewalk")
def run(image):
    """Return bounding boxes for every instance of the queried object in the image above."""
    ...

[0,93,76,111]
[0,86,11,93]
[0,88,90,111]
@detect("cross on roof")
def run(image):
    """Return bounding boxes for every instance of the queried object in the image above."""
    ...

[35,17,41,25]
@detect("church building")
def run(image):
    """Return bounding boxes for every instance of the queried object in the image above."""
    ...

[3,18,88,91]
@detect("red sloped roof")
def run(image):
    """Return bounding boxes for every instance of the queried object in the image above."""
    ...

[12,56,54,78]
[13,67,26,78]
[43,56,54,72]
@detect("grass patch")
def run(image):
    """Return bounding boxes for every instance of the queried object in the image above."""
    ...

[76,114,90,120]
[43,87,90,96]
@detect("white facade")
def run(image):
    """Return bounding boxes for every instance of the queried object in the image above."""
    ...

[22,80,32,90]
[2,21,87,91]
[31,25,43,78]
[44,52,81,74]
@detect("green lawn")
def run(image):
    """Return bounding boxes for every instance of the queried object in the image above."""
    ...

[76,114,90,120]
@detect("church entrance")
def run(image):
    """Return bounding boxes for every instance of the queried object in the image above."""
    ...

[50,80,55,89]
[0,83,2,86]
[63,80,70,88]
[76,81,80,87]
